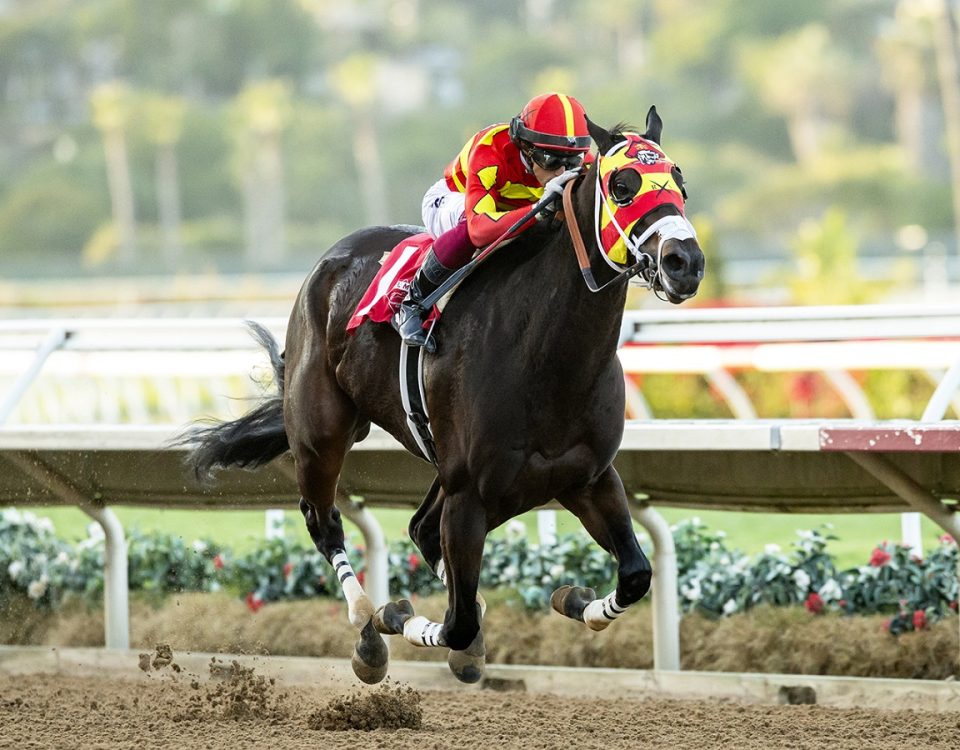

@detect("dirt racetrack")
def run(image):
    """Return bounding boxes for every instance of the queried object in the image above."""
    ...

[2,662,960,750]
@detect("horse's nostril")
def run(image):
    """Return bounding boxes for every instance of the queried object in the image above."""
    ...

[663,253,686,274]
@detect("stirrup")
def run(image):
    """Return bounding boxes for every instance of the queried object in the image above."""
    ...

[393,305,436,353]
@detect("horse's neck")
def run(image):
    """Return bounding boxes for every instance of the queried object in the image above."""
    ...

[511,226,628,375]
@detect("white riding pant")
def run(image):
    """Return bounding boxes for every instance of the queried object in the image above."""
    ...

[422,179,466,237]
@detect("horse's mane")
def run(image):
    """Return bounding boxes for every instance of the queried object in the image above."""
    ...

[608,121,640,141]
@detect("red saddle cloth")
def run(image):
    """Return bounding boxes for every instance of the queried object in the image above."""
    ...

[346,232,441,334]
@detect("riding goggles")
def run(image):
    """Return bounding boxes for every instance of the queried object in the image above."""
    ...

[528,147,585,171]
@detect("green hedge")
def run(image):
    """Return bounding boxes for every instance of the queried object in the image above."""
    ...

[1,509,955,635]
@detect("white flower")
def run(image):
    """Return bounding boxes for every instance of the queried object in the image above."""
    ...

[681,579,702,601]
[709,542,720,552]
[56,551,70,565]
[796,530,815,541]
[505,520,526,543]
[548,564,565,579]
[764,543,781,555]
[27,575,49,600]
[2,508,23,525]
[722,598,738,615]
[7,560,24,581]
[541,575,551,584]
[86,522,105,541]
[35,517,54,535]
[793,569,811,591]
[192,540,208,554]
[818,579,842,601]
[502,564,519,582]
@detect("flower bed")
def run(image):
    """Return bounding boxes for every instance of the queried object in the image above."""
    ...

[1,509,956,636]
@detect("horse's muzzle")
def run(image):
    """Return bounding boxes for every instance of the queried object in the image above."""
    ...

[658,238,704,303]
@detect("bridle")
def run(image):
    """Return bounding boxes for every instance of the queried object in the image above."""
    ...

[559,139,698,298]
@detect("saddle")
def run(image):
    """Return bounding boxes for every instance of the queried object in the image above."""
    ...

[346,233,442,334]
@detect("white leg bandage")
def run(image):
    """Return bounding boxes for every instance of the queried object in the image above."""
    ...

[402,615,446,647]
[582,591,628,632]
[332,551,373,629]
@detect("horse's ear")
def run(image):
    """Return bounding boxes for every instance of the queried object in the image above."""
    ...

[587,116,615,154]
[643,105,663,145]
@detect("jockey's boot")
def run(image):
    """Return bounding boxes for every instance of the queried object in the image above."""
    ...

[392,249,457,351]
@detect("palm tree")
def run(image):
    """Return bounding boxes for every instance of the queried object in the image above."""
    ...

[90,82,137,265]
[329,54,389,226]
[142,94,186,266]
[230,80,292,266]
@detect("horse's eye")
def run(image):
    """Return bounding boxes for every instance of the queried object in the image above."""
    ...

[610,170,642,206]
[672,165,688,201]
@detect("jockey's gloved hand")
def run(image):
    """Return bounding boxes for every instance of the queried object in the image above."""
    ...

[541,169,579,203]
[536,169,579,222]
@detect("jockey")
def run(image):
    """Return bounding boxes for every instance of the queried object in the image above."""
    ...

[393,92,592,349]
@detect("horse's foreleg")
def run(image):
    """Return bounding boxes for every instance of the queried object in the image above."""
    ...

[554,466,652,631]
[438,492,487,682]
[373,490,487,683]
[409,480,487,618]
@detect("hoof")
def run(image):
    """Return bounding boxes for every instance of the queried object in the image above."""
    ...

[550,585,596,623]
[373,599,416,636]
[347,593,375,630]
[447,630,485,684]
[351,618,389,684]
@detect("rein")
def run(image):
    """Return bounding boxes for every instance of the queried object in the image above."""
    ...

[561,179,653,294]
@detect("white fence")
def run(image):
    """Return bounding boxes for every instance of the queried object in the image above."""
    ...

[2,305,960,667]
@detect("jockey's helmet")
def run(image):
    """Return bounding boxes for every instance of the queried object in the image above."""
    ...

[509,93,592,153]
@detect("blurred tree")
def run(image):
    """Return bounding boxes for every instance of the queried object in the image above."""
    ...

[876,4,933,168]
[229,80,292,266]
[90,82,138,265]
[783,208,891,305]
[329,54,389,226]
[927,0,960,257]
[141,94,186,266]
[738,24,855,165]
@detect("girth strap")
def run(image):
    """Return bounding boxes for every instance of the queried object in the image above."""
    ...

[399,339,438,465]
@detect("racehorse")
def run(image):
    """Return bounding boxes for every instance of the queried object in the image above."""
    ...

[183,107,704,684]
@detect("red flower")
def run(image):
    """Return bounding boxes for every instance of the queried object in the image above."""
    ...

[283,562,294,579]
[357,571,365,587]
[407,552,420,572]
[912,610,927,631]
[869,547,892,567]
[804,592,824,615]
[882,618,892,632]
[213,554,224,570]
[950,601,958,612]
[838,599,847,608]
[789,373,818,405]
[245,592,264,613]
[940,534,956,546]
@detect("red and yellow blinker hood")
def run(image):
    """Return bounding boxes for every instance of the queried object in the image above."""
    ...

[596,134,686,265]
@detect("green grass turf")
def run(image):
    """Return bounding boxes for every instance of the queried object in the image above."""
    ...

[19,504,948,569]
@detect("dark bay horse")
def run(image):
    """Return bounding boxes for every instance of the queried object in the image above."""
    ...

[184,108,704,684]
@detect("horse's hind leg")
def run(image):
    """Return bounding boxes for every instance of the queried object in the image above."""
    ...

[553,465,652,631]
[287,362,388,683]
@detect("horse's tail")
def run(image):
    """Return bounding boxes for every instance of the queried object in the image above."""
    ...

[178,321,289,480]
